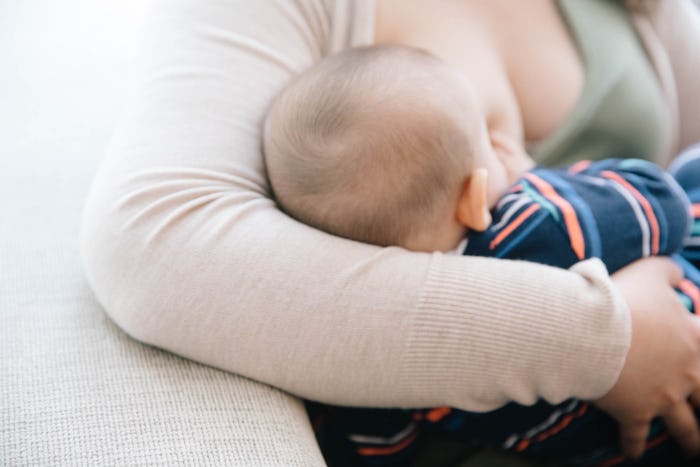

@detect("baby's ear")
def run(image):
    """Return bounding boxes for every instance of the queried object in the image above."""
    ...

[456,169,492,232]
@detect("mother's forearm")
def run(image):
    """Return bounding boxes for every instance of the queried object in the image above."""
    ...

[80,161,630,411]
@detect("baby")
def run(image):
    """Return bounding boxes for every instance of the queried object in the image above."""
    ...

[263,44,534,253]
[263,44,700,466]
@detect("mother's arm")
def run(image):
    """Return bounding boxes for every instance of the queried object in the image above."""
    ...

[630,0,700,157]
[598,259,700,459]
[659,0,700,151]
[595,2,700,457]
[80,0,630,412]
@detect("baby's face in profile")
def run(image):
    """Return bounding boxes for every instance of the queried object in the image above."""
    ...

[484,131,536,204]
[439,71,535,207]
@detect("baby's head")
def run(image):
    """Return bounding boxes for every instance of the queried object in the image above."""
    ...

[263,44,530,251]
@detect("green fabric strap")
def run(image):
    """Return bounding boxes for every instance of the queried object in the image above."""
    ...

[530,0,668,166]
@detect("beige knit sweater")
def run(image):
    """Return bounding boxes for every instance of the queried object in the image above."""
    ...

[80,0,700,412]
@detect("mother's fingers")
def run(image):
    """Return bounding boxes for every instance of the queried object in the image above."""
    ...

[663,402,700,455]
[618,420,650,460]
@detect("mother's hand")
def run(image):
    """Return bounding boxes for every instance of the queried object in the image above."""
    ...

[595,257,700,459]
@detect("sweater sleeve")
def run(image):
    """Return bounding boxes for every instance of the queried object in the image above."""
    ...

[80,0,631,412]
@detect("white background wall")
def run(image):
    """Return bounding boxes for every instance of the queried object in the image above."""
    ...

[0,0,153,167]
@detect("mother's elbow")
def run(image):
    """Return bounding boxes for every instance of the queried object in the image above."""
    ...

[79,180,163,345]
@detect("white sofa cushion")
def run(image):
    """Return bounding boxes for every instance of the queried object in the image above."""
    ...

[0,157,324,465]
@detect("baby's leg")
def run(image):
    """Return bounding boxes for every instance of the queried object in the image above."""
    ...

[306,401,426,466]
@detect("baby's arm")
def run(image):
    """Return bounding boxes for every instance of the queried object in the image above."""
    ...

[465,159,691,274]
[559,159,691,271]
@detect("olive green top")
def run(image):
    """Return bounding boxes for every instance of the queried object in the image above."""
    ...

[530,0,668,166]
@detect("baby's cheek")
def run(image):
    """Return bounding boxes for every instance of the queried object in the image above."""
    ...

[487,171,511,207]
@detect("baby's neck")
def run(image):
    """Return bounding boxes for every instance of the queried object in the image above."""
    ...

[402,224,468,253]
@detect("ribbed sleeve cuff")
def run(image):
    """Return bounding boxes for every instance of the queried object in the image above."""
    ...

[396,255,631,412]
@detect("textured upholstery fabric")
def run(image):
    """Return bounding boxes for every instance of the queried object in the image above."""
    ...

[0,158,324,465]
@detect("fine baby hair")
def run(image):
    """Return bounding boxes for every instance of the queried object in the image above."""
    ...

[263,44,479,248]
